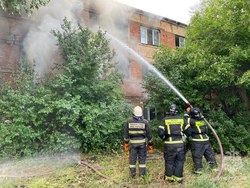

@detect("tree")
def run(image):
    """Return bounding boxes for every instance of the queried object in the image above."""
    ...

[0,0,50,14]
[143,0,250,154]
[0,19,131,158]
[51,19,132,152]
[185,0,250,114]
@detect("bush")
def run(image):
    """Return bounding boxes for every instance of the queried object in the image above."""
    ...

[207,110,250,155]
[0,19,131,158]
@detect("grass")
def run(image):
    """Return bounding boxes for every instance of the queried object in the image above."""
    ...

[0,151,249,188]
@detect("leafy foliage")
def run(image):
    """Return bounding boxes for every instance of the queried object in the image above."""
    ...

[143,0,250,154]
[0,19,131,158]
[0,0,50,14]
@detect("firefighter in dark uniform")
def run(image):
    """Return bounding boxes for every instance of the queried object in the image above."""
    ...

[124,106,153,177]
[158,104,192,183]
[188,107,218,174]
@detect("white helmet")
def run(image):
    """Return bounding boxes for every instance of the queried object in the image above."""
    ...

[133,106,143,116]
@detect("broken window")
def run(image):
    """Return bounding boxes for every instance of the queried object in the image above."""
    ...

[140,26,160,46]
[175,35,185,47]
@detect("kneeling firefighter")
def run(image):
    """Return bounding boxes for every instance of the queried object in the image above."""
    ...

[124,106,153,177]
[188,107,218,174]
[158,104,192,183]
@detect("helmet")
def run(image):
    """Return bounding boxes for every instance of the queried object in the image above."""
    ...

[169,104,178,114]
[190,107,201,118]
[133,106,143,116]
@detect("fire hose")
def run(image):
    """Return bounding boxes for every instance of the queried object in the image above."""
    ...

[101,32,225,181]
[188,103,225,181]
[203,117,224,180]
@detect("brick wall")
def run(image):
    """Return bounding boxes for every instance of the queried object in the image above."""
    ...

[0,13,29,82]
[125,11,186,104]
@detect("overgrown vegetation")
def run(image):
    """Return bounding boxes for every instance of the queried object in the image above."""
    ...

[0,19,131,158]
[0,152,249,188]
[143,0,250,154]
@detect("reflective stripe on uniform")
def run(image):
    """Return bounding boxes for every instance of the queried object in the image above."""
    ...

[165,176,174,181]
[128,130,145,134]
[195,121,206,139]
[130,139,146,144]
[139,164,146,168]
[158,125,165,130]
[148,138,153,143]
[164,140,184,144]
[165,119,184,125]
[173,175,183,182]
[129,165,136,168]
[165,119,184,142]
[191,138,209,141]
[124,138,129,142]
[165,124,172,142]
[184,123,190,130]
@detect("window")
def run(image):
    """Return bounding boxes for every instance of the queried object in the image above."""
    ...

[175,35,185,47]
[89,10,98,26]
[143,107,157,120]
[140,26,160,46]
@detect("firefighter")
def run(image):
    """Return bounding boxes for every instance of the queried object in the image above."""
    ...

[124,106,153,178]
[188,107,218,174]
[158,104,192,183]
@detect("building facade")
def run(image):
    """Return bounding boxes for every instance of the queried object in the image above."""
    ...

[82,0,186,110]
[0,1,186,119]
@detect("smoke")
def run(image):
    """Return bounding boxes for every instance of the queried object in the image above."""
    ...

[20,0,144,93]
[0,152,80,180]
[87,0,148,98]
[86,0,130,78]
[23,0,83,76]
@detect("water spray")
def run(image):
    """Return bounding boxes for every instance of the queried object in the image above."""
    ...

[106,32,224,180]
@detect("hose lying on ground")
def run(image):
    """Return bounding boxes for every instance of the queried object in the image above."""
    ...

[79,160,131,188]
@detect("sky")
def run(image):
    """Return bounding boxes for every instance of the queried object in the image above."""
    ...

[115,0,201,24]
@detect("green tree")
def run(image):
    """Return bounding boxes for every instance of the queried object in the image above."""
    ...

[0,19,131,158]
[0,0,50,14]
[186,0,250,114]
[143,0,250,154]
[51,19,131,152]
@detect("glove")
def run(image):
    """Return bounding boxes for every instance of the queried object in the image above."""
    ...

[148,145,153,153]
[124,143,129,152]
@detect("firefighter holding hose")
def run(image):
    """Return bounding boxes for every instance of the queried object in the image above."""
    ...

[124,106,153,178]
[158,104,192,183]
[187,107,218,174]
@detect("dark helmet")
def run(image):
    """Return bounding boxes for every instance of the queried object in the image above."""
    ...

[190,107,201,118]
[169,104,178,114]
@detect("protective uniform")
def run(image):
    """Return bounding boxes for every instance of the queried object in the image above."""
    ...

[124,106,153,177]
[158,104,192,182]
[188,107,218,174]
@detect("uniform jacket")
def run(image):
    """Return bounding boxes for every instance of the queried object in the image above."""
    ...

[158,113,192,144]
[124,116,153,145]
[188,117,209,141]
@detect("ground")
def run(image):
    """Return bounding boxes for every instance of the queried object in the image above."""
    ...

[0,151,249,188]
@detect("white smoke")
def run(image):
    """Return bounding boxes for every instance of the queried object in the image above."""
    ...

[23,0,83,76]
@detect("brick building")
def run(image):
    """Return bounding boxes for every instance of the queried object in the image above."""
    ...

[0,11,30,82]
[0,0,186,119]
[82,0,186,119]
[82,0,186,111]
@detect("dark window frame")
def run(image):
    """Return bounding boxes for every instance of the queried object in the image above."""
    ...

[175,35,185,47]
